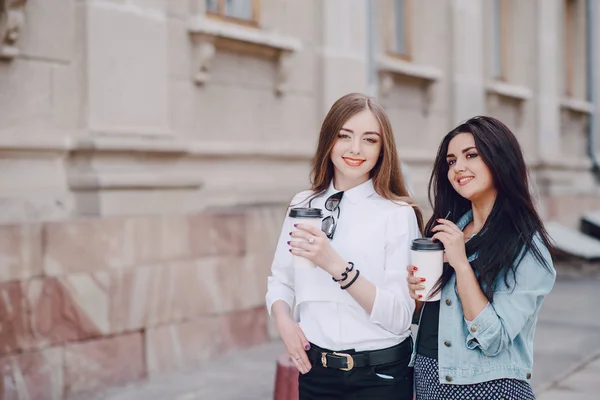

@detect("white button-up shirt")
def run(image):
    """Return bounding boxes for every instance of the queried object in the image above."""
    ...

[266,179,420,351]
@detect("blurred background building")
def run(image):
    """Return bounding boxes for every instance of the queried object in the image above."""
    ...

[0,0,599,398]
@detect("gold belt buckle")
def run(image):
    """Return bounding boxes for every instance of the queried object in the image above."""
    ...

[321,352,354,371]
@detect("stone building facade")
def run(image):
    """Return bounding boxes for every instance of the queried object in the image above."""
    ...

[0,0,598,398]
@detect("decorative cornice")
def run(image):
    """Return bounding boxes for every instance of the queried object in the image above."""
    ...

[0,0,27,60]
[68,172,204,191]
[188,16,301,95]
[377,55,442,113]
[560,97,595,114]
[0,135,314,160]
[485,81,533,125]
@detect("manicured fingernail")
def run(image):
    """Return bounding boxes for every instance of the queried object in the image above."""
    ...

[420,278,426,282]
[293,224,298,227]
[289,249,292,252]
[418,295,423,299]
[305,344,310,350]
[287,241,290,245]
[435,218,439,221]
[413,266,418,271]
[418,284,425,290]
[289,232,292,235]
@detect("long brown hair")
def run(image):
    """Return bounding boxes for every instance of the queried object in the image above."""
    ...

[309,93,424,232]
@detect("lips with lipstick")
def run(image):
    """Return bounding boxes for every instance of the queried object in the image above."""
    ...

[456,176,474,186]
[343,157,366,167]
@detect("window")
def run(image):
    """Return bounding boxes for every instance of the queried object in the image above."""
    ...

[387,0,412,60]
[491,0,510,80]
[206,0,259,25]
[563,0,588,98]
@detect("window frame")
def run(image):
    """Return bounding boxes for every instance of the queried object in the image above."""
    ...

[564,0,576,97]
[491,0,510,81]
[563,0,589,99]
[206,0,260,27]
[563,0,590,100]
[385,0,413,61]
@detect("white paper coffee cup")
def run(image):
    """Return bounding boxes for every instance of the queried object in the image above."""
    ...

[289,208,323,268]
[411,238,444,302]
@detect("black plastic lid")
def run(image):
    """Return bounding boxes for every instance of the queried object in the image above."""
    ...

[411,238,444,251]
[289,207,323,218]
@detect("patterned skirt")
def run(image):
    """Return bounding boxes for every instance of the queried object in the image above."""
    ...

[414,354,535,400]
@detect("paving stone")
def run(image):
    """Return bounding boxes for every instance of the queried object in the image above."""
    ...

[90,341,284,400]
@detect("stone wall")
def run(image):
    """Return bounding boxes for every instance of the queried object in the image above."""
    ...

[1,0,600,398]
[540,194,600,230]
[0,204,285,399]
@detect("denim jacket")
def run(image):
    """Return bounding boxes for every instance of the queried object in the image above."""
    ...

[409,210,556,385]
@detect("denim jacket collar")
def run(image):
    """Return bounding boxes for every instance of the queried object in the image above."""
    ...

[455,209,473,230]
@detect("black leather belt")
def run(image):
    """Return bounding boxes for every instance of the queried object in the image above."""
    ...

[306,338,412,371]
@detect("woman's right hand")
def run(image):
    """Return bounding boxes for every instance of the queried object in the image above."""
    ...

[406,265,425,301]
[275,313,312,374]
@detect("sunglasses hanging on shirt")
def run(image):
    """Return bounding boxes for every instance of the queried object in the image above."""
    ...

[309,191,344,239]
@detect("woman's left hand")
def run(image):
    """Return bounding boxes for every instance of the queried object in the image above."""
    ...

[289,223,345,275]
[431,219,470,271]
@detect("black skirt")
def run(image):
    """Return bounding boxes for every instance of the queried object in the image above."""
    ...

[414,354,535,400]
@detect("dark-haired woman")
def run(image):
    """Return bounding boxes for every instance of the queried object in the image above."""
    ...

[266,93,423,399]
[407,116,556,400]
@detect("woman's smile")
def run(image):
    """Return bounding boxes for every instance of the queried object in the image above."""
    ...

[343,157,366,167]
[456,176,474,186]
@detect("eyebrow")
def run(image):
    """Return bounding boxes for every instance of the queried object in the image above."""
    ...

[341,127,381,136]
[446,146,477,158]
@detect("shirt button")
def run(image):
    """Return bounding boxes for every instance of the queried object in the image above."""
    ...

[445,299,452,306]
[445,376,452,382]
[526,373,532,379]
[444,341,451,347]
[470,326,477,332]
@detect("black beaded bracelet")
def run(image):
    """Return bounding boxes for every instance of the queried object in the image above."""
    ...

[332,262,355,283]
[340,269,360,290]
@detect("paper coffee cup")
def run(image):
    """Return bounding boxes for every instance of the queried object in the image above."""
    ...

[289,208,323,268]
[411,238,444,302]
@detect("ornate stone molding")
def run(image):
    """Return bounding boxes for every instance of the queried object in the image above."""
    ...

[191,34,216,85]
[189,16,301,95]
[0,0,27,60]
[0,135,314,161]
[486,81,532,102]
[68,172,204,191]
[377,55,442,113]
[486,81,533,125]
[560,97,595,114]
[275,50,293,95]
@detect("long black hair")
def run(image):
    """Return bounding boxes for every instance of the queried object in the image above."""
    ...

[427,116,555,302]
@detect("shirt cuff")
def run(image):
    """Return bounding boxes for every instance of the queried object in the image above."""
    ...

[265,294,294,318]
[369,287,412,335]
[464,302,495,349]
[369,287,387,325]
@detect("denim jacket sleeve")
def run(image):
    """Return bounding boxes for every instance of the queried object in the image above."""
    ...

[463,238,556,356]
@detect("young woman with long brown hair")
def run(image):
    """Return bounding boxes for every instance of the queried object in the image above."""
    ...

[266,93,423,399]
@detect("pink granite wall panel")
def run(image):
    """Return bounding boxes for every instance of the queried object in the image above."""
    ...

[63,332,145,398]
[0,205,283,398]
[0,347,64,400]
[0,223,43,283]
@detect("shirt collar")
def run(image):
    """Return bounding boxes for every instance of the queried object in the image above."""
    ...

[325,179,376,204]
